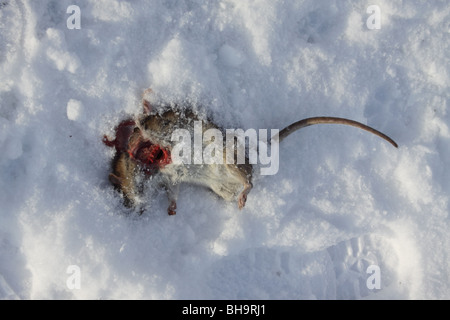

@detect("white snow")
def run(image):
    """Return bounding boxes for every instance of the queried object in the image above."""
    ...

[219,44,245,68]
[66,99,84,121]
[0,0,449,300]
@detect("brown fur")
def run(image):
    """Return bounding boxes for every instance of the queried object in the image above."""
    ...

[109,151,139,208]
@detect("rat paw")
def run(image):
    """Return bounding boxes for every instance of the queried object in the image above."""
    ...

[168,201,177,215]
[238,193,247,209]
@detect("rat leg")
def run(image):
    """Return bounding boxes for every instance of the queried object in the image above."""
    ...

[226,163,253,209]
[142,88,153,114]
[238,181,253,209]
[164,182,179,215]
[109,152,140,209]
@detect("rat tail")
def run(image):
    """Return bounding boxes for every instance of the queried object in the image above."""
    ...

[276,117,398,148]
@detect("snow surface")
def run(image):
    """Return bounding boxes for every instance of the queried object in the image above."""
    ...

[0,0,449,300]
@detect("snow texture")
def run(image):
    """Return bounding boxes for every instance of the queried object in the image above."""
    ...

[0,0,449,299]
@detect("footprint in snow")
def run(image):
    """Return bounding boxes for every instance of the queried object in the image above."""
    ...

[206,233,404,299]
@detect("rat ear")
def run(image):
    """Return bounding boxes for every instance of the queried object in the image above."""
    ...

[142,88,153,114]
[143,99,152,114]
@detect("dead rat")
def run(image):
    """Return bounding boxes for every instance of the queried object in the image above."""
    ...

[103,92,173,212]
[104,92,398,215]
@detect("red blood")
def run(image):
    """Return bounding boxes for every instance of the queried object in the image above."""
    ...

[102,119,136,153]
[131,141,172,174]
[103,118,171,175]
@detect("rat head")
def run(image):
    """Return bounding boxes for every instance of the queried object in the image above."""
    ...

[138,110,182,147]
